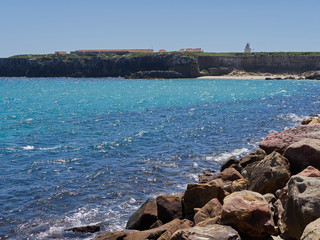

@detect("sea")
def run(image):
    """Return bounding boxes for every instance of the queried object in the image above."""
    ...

[1,77,320,239]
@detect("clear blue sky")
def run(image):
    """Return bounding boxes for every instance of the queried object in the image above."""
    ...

[1,0,319,57]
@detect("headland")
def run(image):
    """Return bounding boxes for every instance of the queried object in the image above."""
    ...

[1,51,320,79]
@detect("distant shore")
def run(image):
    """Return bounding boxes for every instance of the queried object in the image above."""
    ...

[197,73,302,80]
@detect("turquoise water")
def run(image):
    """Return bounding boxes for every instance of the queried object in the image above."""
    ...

[1,78,320,239]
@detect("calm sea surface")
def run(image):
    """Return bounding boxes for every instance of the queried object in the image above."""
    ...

[1,78,320,239]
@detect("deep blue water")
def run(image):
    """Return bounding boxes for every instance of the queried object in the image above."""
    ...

[1,77,320,239]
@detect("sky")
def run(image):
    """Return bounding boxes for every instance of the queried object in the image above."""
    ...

[0,0,320,57]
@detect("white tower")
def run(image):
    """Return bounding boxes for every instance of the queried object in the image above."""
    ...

[244,43,251,53]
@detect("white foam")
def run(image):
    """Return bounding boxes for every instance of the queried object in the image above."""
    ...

[278,113,307,124]
[22,145,34,150]
[205,148,250,162]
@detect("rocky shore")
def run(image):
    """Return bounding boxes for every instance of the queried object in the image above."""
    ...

[71,115,320,240]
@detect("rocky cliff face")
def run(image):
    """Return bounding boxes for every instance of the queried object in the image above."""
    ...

[198,55,320,74]
[0,53,200,78]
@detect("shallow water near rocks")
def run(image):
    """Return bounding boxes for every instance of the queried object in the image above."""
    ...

[1,77,320,239]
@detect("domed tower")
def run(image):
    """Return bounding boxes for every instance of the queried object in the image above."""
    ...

[244,43,251,53]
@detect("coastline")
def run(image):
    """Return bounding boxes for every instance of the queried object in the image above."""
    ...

[91,115,320,240]
[197,73,303,80]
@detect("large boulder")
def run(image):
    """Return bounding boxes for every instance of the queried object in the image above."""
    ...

[193,198,222,225]
[301,218,320,240]
[124,219,193,240]
[284,138,320,174]
[221,190,276,239]
[93,230,138,240]
[170,224,241,240]
[239,148,266,169]
[283,175,320,239]
[182,179,226,216]
[125,198,157,230]
[156,195,183,224]
[259,124,320,154]
[241,151,290,194]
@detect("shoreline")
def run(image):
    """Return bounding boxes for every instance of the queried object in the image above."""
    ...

[197,73,303,80]
[91,115,320,240]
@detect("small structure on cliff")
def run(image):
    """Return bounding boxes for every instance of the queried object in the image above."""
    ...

[244,43,251,53]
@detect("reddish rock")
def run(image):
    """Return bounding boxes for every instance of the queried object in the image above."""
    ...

[170,224,241,240]
[124,219,193,240]
[183,179,226,216]
[157,219,194,240]
[214,168,244,182]
[221,190,276,239]
[156,195,182,224]
[198,169,216,183]
[125,198,157,230]
[241,151,290,194]
[259,124,320,154]
[193,198,222,225]
[93,230,138,240]
[298,165,320,177]
[284,138,320,174]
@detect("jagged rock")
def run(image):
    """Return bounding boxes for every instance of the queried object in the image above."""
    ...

[156,195,182,224]
[302,70,320,80]
[220,157,239,172]
[65,225,100,233]
[241,151,290,194]
[301,118,313,125]
[125,198,157,230]
[182,179,226,216]
[157,219,194,240]
[298,165,320,177]
[230,178,247,192]
[221,190,276,239]
[124,219,193,240]
[93,230,138,240]
[195,216,221,227]
[193,198,222,225]
[259,124,320,154]
[283,175,320,239]
[149,220,163,229]
[170,224,241,240]
[284,138,320,174]
[198,169,216,183]
[239,149,266,169]
[263,193,277,205]
[214,168,244,182]
[301,218,320,240]
[309,118,320,125]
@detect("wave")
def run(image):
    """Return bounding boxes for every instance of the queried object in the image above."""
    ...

[205,148,250,163]
[22,145,34,150]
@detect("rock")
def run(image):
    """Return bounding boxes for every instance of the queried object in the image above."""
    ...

[230,178,247,192]
[149,220,163,229]
[65,225,100,233]
[124,219,193,240]
[301,118,313,125]
[129,70,183,79]
[220,157,239,172]
[125,198,158,230]
[157,219,194,240]
[263,193,277,205]
[156,195,182,224]
[241,151,290,194]
[259,124,320,154]
[170,224,241,240]
[221,190,276,239]
[193,198,222,225]
[198,169,216,183]
[214,168,244,182]
[93,230,127,240]
[298,165,320,177]
[301,218,320,240]
[239,149,266,169]
[308,118,320,125]
[284,138,320,174]
[182,179,226,216]
[302,70,320,80]
[195,216,221,227]
[283,175,320,239]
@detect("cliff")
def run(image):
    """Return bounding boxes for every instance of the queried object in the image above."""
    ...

[197,54,320,74]
[0,53,200,78]
[2,52,320,78]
